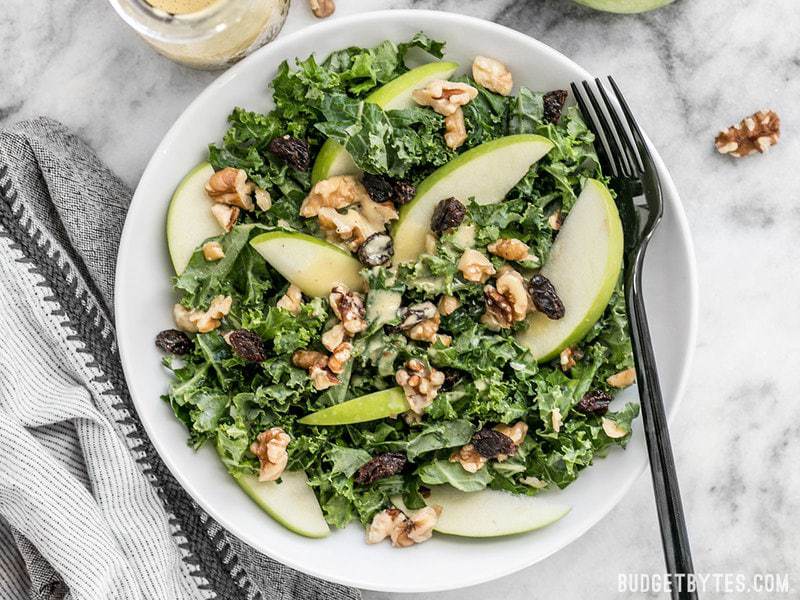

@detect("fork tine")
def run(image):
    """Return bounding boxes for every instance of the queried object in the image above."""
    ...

[595,78,639,177]
[608,76,647,174]
[581,80,631,178]
[570,82,618,178]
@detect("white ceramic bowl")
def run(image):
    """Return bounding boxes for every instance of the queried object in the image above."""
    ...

[115,10,697,593]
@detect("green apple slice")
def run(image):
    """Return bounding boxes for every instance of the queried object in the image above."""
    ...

[166,162,222,274]
[250,231,364,297]
[571,0,673,13]
[299,387,408,426]
[393,485,569,537]
[392,134,554,265]
[517,179,623,361]
[311,61,459,183]
[235,470,330,538]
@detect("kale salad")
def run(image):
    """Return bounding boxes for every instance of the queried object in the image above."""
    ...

[158,33,639,546]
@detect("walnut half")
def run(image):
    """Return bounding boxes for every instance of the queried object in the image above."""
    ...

[250,427,290,481]
[366,506,442,547]
[715,110,780,158]
[412,80,478,117]
[205,167,255,211]
[472,56,513,96]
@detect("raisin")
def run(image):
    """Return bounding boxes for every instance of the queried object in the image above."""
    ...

[576,390,612,416]
[356,232,394,267]
[528,274,565,319]
[227,329,267,362]
[155,329,193,355]
[362,173,395,203]
[396,302,437,330]
[392,180,416,205]
[268,135,310,171]
[439,367,462,392]
[471,427,516,459]
[354,452,407,485]
[430,197,466,234]
[543,90,568,124]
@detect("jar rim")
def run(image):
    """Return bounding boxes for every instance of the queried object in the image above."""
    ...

[107,0,237,43]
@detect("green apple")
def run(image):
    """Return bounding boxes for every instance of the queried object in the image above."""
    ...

[250,231,364,297]
[571,0,674,13]
[392,485,569,537]
[517,179,623,361]
[166,162,223,274]
[311,61,459,183]
[299,387,408,426]
[235,470,330,538]
[392,134,554,265]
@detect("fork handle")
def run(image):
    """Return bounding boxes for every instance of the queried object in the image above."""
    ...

[627,267,698,600]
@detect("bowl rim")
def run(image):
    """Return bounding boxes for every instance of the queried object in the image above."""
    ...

[115,8,698,592]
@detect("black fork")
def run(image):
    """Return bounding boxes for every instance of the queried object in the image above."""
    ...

[571,77,698,600]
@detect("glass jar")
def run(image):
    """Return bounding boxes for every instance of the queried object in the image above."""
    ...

[108,0,290,70]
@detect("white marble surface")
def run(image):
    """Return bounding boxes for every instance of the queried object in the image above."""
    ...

[5,0,800,597]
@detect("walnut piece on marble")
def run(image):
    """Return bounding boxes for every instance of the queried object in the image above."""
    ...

[205,167,255,211]
[309,0,335,18]
[715,109,780,158]
[412,79,478,116]
[250,427,290,481]
[472,56,513,96]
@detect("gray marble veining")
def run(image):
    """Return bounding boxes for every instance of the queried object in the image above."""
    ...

[4,0,799,598]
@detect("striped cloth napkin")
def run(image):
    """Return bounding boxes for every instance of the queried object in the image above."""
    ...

[0,117,360,600]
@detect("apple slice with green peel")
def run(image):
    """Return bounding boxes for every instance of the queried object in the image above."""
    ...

[517,179,623,361]
[311,61,459,183]
[392,134,554,265]
[235,470,330,538]
[392,486,569,537]
[250,231,364,297]
[166,162,223,274]
[572,0,673,13]
[299,387,408,426]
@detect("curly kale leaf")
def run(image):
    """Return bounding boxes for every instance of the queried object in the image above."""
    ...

[175,224,271,311]
[315,96,453,178]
